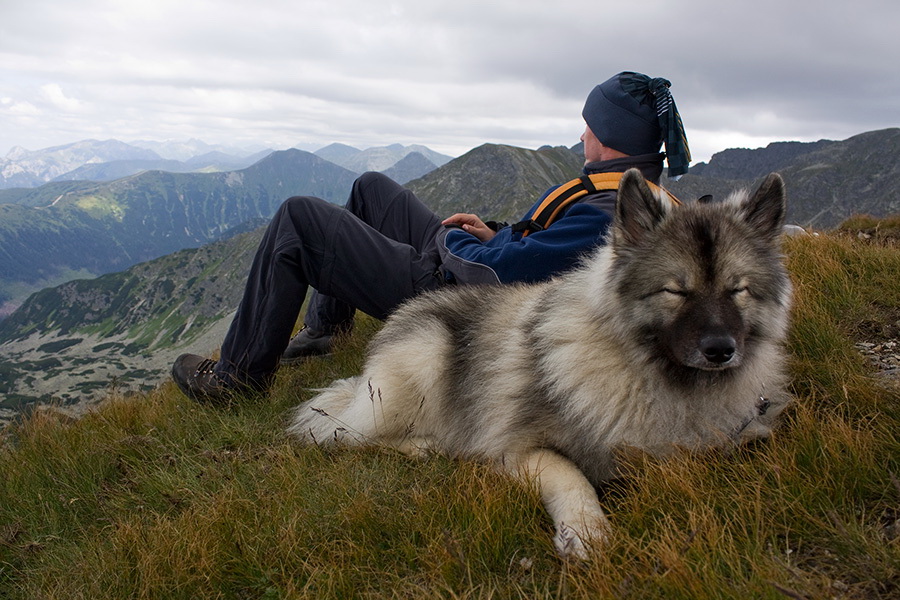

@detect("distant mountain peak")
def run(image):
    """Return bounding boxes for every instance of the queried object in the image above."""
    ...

[316,142,361,152]
[5,146,31,160]
[314,143,453,174]
[381,152,438,185]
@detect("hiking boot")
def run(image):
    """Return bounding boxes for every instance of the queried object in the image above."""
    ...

[281,326,344,365]
[171,353,235,404]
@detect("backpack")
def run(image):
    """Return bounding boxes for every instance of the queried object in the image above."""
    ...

[511,172,680,236]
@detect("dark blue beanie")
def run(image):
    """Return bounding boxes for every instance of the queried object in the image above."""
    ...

[583,71,691,177]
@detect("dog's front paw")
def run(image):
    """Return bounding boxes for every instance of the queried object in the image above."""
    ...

[553,521,607,560]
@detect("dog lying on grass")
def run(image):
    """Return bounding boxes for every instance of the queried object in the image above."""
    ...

[288,169,792,558]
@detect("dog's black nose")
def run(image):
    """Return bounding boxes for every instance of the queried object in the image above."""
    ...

[700,335,736,364]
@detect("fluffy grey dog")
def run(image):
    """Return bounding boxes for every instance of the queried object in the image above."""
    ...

[288,169,792,559]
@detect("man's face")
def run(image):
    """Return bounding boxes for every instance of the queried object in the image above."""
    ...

[581,124,604,165]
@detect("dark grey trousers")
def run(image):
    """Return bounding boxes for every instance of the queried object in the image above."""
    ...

[216,172,444,387]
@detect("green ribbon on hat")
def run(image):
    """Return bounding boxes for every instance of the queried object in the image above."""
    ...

[620,73,692,179]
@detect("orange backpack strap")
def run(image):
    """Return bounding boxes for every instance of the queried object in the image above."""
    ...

[511,172,680,237]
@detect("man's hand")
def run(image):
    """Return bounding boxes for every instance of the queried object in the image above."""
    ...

[442,213,496,242]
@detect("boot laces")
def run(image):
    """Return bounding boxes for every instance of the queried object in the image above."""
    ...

[195,358,217,375]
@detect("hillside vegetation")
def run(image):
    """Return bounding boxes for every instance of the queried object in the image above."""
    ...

[0,226,266,412]
[1,222,898,598]
[408,144,583,222]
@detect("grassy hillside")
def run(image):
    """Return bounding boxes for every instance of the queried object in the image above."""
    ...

[407,144,583,222]
[1,228,898,599]
[0,226,266,413]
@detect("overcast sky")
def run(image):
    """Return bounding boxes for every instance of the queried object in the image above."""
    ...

[1,0,898,164]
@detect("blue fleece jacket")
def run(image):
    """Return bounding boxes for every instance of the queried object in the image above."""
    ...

[436,153,665,285]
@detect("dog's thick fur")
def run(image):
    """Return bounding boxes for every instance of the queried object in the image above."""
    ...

[287,169,793,558]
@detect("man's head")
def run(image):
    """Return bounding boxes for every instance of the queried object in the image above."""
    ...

[583,72,662,158]
[582,71,691,177]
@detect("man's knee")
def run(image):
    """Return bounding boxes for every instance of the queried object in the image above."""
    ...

[278,195,331,220]
[355,171,393,188]
[271,196,340,242]
[281,195,316,211]
[352,172,404,204]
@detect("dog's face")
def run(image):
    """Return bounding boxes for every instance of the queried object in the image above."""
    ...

[608,170,792,381]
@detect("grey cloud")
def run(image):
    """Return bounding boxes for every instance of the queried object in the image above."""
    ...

[1,0,898,162]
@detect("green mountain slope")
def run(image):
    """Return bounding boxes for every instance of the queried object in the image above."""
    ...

[668,128,900,228]
[0,149,357,311]
[0,226,265,413]
[407,143,583,221]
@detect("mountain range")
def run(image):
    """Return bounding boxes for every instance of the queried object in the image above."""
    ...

[2,140,162,188]
[663,128,900,227]
[1,128,898,419]
[1,139,453,190]
[0,139,275,188]
[0,141,452,318]
[0,149,360,318]
[49,149,276,183]
[313,142,452,174]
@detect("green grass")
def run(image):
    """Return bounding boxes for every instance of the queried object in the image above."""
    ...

[1,231,899,599]
[74,194,125,221]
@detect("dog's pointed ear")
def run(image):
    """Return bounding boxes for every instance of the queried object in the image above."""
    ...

[614,168,667,246]
[741,173,786,240]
